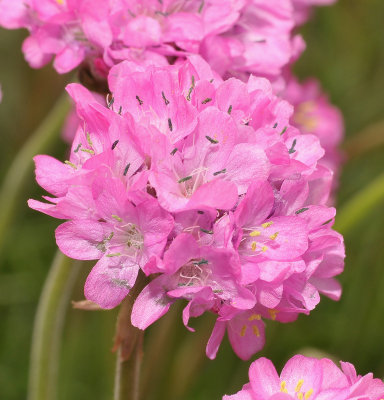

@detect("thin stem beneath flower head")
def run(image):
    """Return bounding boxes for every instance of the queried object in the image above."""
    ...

[0,94,70,253]
[113,272,149,400]
[28,251,80,400]
[334,171,384,234]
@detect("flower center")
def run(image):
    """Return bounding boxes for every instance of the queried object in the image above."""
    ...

[280,379,313,400]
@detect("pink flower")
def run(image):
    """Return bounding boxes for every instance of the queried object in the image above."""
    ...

[283,76,344,200]
[29,59,344,359]
[224,355,384,400]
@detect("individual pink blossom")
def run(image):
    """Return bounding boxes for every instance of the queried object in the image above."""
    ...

[223,355,384,400]
[29,58,344,359]
[283,76,344,199]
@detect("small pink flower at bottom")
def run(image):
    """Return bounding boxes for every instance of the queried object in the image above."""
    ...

[224,355,384,400]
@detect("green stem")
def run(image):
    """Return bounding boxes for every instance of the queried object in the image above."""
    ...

[334,171,384,234]
[0,94,70,252]
[27,251,80,400]
[113,273,148,400]
[114,332,144,400]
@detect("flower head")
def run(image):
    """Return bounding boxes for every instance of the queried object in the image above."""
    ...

[224,355,384,400]
[29,58,344,359]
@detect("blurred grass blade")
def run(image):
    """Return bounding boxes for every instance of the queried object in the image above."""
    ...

[0,94,70,253]
[28,251,79,400]
[344,119,384,159]
[335,171,384,234]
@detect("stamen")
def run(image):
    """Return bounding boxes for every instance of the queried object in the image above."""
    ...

[322,219,333,225]
[250,230,261,237]
[200,228,213,234]
[136,95,143,105]
[240,325,247,337]
[268,309,278,320]
[252,325,260,337]
[262,221,273,228]
[295,380,304,392]
[186,76,195,101]
[74,143,82,153]
[261,245,268,252]
[248,314,261,321]
[251,241,257,251]
[170,148,178,155]
[288,139,297,154]
[118,106,122,115]
[298,393,303,400]
[269,232,279,240]
[107,95,114,109]
[80,148,94,154]
[305,389,314,399]
[162,91,170,105]
[64,160,77,169]
[193,259,209,265]
[227,105,233,115]
[198,0,205,13]
[123,163,130,176]
[86,132,93,147]
[178,176,193,183]
[280,126,287,135]
[197,211,204,214]
[168,118,173,132]
[295,207,309,214]
[280,381,288,393]
[106,252,121,257]
[112,215,122,222]
[202,97,212,104]
[213,168,226,176]
[111,140,119,150]
[273,122,278,129]
[206,135,218,144]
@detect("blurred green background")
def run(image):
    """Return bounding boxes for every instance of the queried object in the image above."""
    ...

[1,0,384,399]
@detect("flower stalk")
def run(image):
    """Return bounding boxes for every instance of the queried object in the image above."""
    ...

[28,251,80,400]
[113,272,149,400]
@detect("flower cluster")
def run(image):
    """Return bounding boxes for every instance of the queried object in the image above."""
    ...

[224,355,384,400]
[29,57,344,360]
[0,0,326,80]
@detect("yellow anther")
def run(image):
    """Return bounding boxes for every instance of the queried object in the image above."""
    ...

[297,393,303,400]
[305,389,313,399]
[251,241,257,251]
[269,232,279,240]
[280,381,288,393]
[295,380,304,392]
[268,309,278,320]
[86,132,93,147]
[250,230,261,237]
[56,0,64,4]
[240,325,247,337]
[248,313,261,321]
[261,221,273,228]
[112,214,122,222]
[252,325,260,337]
[64,160,77,169]
[261,245,268,252]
